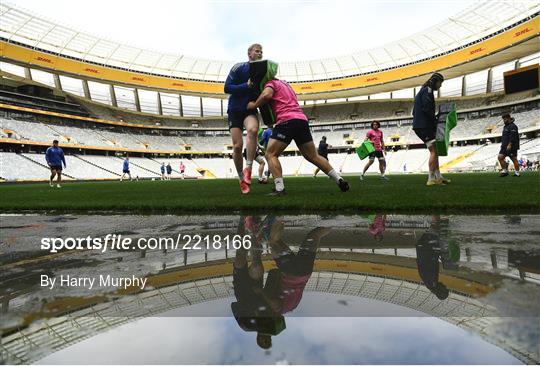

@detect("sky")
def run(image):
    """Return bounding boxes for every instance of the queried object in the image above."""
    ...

[37,295,521,364]
[8,0,481,62]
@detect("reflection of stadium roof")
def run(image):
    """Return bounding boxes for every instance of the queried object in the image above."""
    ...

[1,2,539,98]
[2,252,538,364]
[2,270,535,364]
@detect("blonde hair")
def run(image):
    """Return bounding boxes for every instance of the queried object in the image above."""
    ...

[248,43,262,52]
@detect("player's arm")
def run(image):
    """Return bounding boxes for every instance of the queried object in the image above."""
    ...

[224,66,252,94]
[60,150,66,168]
[508,126,519,150]
[246,86,274,110]
[421,91,436,122]
[45,148,51,166]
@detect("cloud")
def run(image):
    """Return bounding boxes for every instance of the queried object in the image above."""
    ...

[9,0,478,62]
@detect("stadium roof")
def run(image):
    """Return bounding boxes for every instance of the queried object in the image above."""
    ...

[1,1,538,81]
[0,1,539,98]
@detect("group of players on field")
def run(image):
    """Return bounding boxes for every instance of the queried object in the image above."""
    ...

[44,43,522,190]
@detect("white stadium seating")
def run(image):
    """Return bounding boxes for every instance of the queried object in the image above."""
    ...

[1,95,538,181]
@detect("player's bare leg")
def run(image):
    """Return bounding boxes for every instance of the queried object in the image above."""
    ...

[510,156,520,176]
[230,127,246,192]
[265,139,288,195]
[379,158,388,180]
[56,169,62,188]
[361,159,374,180]
[49,169,56,187]
[242,115,259,188]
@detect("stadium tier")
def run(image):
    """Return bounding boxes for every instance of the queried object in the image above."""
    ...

[1,91,539,181]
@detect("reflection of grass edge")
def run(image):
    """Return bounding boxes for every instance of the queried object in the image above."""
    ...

[1,172,539,213]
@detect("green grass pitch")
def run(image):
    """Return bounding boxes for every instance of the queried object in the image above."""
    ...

[1,172,539,213]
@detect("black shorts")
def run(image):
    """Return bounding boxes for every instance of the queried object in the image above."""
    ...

[275,249,316,277]
[271,119,313,146]
[123,169,130,174]
[499,148,518,157]
[368,150,384,160]
[50,165,62,171]
[233,266,264,303]
[228,110,258,130]
[414,128,436,145]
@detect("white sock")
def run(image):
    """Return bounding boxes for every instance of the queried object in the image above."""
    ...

[246,160,253,169]
[428,171,435,181]
[327,169,342,184]
[274,177,285,192]
[434,170,442,180]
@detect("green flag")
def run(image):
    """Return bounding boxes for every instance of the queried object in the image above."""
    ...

[435,103,458,156]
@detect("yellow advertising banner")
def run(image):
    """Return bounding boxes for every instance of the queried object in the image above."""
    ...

[0,17,538,95]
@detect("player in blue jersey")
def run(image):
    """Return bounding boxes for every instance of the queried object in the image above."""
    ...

[225,43,263,194]
[120,157,132,181]
[45,139,66,188]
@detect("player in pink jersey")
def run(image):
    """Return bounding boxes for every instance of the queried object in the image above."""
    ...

[247,77,349,195]
[360,121,388,181]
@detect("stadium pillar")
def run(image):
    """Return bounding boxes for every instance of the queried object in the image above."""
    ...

[53,74,62,90]
[461,75,467,97]
[179,95,184,117]
[157,92,163,115]
[109,85,118,107]
[220,99,224,116]
[389,92,393,99]
[486,68,493,93]
[134,89,142,112]
[413,87,416,97]
[23,67,32,80]
[200,97,204,117]
[490,250,498,269]
[82,80,92,100]
[514,60,521,69]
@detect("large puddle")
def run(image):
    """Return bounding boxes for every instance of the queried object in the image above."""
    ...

[1,214,539,364]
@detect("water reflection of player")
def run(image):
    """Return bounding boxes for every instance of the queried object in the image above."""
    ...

[368,214,386,242]
[231,216,281,350]
[231,216,330,349]
[415,215,456,300]
[257,218,330,315]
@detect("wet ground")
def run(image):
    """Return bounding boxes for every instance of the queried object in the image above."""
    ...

[1,214,539,364]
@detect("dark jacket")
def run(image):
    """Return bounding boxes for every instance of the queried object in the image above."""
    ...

[318,141,329,156]
[413,86,436,130]
[501,122,520,150]
[224,62,257,113]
